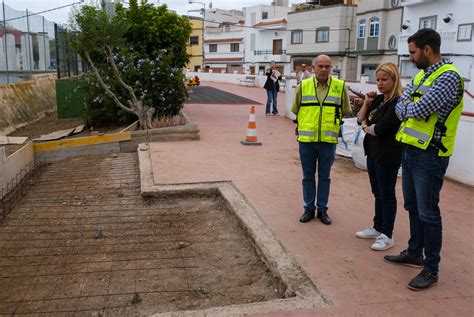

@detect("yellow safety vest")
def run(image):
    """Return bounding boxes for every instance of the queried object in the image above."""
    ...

[395,64,464,157]
[297,76,345,143]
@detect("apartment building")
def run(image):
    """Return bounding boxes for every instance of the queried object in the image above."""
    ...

[398,0,474,90]
[186,16,204,72]
[286,1,358,80]
[202,9,245,73]
[243,2,290,75]
[354,0,402,80]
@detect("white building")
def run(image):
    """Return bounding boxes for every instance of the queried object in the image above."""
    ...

[286,2,358,80]
[203,9,245,73]
[355,0,403,81]
[397,0,474,186]
[243,2,290,75]
[398,0,474,86]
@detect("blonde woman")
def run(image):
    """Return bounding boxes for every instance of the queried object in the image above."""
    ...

[355,62,403,251]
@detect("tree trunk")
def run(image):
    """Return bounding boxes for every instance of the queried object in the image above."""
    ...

[134,100,155,130]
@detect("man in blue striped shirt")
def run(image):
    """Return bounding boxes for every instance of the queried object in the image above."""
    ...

[384,28,464,291]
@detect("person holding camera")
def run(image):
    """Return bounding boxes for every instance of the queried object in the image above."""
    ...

[264,61,282,116]
[355,62,403,251]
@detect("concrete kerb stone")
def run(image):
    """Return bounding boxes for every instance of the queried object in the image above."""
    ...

[138,143,330,316]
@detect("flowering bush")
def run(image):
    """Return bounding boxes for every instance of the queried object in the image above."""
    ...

[73,0,191,128]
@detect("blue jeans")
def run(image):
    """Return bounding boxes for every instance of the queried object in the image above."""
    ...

[299,142,336,213]
[367,155,399,238]
[265,87,278,114]
[402,146,449,274]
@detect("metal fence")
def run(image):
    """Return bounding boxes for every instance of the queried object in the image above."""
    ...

[0,2,85,83]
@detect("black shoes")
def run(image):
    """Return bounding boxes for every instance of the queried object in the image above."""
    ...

[317,210,332,225]
[408,269,438,291]
[299,210,331,225]
[384,249,423,268]
[299,210,315,223]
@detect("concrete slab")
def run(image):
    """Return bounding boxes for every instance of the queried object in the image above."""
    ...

[0,136,28,145]
[147,82,474,315]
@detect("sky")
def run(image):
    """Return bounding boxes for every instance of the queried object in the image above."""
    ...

[6,0,296,25]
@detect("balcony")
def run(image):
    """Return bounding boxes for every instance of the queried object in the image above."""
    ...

[254,50,287,55]
[400,0,434,6]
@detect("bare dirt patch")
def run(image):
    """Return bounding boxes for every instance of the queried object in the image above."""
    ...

[0,153,286,315]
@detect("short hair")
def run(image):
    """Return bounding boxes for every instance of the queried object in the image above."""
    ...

[375,62,403,99]
[407,28,441,54]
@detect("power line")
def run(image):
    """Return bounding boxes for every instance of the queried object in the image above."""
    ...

[3,1,83,23]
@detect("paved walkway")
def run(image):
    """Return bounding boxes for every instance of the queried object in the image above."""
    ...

[149,82,474,316]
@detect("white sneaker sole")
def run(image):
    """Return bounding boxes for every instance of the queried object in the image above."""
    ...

[355,233,380,239]
[371,242,394,251]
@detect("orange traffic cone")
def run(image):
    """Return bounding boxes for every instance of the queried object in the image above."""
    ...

[241,106,262,146]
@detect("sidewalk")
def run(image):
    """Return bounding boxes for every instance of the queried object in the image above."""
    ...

[149,82,473,316]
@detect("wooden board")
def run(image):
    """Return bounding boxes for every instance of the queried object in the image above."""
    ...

[34,128,75,142]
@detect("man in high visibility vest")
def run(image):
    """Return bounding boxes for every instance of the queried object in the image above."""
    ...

[291,55,351,225]
[384,28,464,291]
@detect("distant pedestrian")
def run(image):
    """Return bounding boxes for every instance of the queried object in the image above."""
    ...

[355,62,403,251]
[264,61,282,116]
[384,28,464,291]
[292,54,351,225]
[296,63,311,85]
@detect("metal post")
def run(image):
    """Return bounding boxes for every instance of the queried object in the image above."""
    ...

[54,23,61,78]
[26,9,33,74]
[202,9,205,71]
[2,0,9,83]
[42,16,47,70]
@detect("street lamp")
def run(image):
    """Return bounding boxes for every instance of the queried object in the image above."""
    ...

[188,0,206,71]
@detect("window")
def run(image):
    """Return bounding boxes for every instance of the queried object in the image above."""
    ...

[209,44,217,52]
[262,11,268,20]
[230,43,239,52]
[388,35,397,49]
[251,12,256,25]
[391,0,400,7]
[369,17,380,37]
[358,20,366,38]
[419,16,437,30]
[273,39,283,54]
[316,27,329,43]
[291,30,303,44]
[189,36,199,45]
[250,33,256,51]
[224,25,230,32]
[458,23,473,42]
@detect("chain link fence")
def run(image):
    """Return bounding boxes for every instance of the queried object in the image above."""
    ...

[0,2,85,83]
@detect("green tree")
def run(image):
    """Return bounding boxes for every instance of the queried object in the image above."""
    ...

[71,1,192,129]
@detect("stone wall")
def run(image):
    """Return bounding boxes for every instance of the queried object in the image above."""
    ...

[0,74,57,135]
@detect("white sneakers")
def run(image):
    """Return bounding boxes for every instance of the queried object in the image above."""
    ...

[356,227,380,239]
[356,227,394,251]
[371,233,394,251]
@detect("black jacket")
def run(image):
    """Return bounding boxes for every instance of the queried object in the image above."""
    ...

[263,69,281,91]
[362,94,402,167]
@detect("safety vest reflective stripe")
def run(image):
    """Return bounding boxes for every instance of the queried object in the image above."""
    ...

[302,96,317,102]
[325,96,342,103]
[418,85,430,93]
[324,131,339,137]
[298,130,315,137]
[402,127,431,142]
